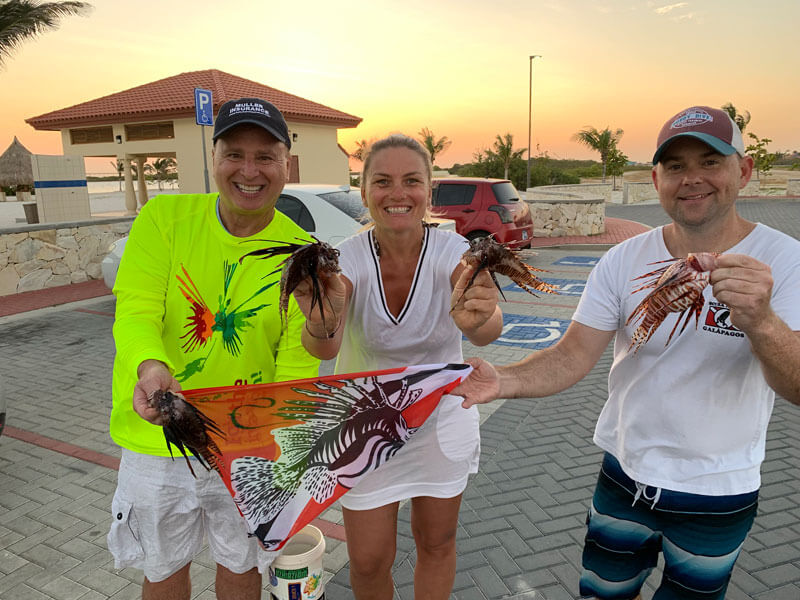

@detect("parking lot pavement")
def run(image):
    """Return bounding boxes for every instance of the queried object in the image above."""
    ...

[0,296,352,600]
[606,197,800,241]
[3,202,800,599]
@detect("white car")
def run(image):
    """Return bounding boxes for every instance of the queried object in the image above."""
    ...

[101,185,365,289]
[278,183,367,244]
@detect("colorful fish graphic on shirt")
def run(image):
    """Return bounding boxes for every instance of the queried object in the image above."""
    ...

[176,261,276,358]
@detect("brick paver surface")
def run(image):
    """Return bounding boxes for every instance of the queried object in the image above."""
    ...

[2,198,799,599]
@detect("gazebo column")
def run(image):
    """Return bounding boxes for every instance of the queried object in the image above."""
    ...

[135,157,148,208]
[123,158,137,214]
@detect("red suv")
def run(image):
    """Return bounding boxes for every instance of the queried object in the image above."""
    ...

[431,178,533,248]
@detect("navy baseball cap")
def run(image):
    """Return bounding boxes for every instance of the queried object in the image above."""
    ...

[213,97,291,149]
[652,106,744,165]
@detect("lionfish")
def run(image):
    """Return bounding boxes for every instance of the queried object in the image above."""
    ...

[150,389,224,477]
[626,252,720,353]
[453,236,558,309]
[240,237,341,331]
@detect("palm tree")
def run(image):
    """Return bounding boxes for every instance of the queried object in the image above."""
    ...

[486,133,525,180]
[350,139,368,162]
[572,126,624,183]
[110,159,124,191]
[150,157,176,190]
[418,127,452,166]
[606,146,629,190]
[0,1,91,67]
[721,102,751,133]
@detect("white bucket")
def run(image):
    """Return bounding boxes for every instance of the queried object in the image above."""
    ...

[268,524,326,600]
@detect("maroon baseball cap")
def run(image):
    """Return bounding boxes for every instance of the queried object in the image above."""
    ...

[652,106,744,165]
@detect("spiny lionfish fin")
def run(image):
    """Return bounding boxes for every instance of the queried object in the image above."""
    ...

[303,465,339,504]
[271,424,319,466]
[490,272,508,301]
[163,427,199,477]
[231,456,298,525]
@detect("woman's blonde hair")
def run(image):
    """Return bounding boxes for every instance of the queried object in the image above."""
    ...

[361,133,433,184]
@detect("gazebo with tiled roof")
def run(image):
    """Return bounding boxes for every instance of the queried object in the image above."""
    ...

[26,69,362,212]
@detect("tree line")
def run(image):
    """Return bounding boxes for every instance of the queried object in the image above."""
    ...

[350,101,796,192]
[351,127,627,191]
[109,157,177,191]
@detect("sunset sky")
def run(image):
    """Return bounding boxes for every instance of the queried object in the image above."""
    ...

[3,0,799,174]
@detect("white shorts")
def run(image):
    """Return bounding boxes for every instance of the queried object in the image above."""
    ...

[107,449,278,582]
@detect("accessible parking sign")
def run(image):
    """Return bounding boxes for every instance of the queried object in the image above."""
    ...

[491,314,571,349]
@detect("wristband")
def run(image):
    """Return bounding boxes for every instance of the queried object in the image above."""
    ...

[305,318,340,339]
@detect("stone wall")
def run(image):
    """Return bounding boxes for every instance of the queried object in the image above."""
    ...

[530,182,612,203]
[0,217,133,296]
[623,182,658,204]
[786,179,800,196]
[624,178,762,204]
[741,179,760,195]
[521,190,605,237]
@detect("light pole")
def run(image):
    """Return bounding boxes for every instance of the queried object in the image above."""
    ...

[526,54,542,191]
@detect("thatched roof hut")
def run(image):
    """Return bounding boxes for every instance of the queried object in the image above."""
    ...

[0,137,34,189]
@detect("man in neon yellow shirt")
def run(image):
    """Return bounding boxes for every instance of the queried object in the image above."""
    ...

[107,98,320,600]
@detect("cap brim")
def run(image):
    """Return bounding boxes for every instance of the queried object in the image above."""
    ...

[212,119,290,149]
[652,132,737,165]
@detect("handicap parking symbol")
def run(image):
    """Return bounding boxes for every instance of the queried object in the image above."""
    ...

[553,256,599,267]
[492,314,571,349]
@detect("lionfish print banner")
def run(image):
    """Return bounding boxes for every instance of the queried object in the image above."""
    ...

[179,363,472,550]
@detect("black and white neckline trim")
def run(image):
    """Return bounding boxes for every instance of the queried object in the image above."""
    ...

[368,228,430,325]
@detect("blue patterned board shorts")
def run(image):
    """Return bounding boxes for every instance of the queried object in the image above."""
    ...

[579,453,758,600]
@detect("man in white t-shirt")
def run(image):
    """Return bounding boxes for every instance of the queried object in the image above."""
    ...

[454,105,800,600]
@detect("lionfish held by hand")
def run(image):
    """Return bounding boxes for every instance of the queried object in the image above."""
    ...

[240,237,341,331]
[150,389,224,477]
[626,252,719,353]
[453,236,558,309]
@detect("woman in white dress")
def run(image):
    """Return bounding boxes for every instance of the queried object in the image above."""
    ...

[293,134,503,599]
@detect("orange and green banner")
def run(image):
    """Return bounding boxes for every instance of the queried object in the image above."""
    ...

[178,363,472,550]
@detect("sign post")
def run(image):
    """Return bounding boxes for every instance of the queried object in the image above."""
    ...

[194,88,213,193]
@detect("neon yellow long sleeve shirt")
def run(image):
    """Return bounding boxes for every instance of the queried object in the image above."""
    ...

[110,193,320,455]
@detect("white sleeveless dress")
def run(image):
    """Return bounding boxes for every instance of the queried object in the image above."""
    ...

[334,226,481,510]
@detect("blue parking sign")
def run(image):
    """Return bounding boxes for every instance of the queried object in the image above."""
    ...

[194,88,213,126]
[553,256,599,267]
